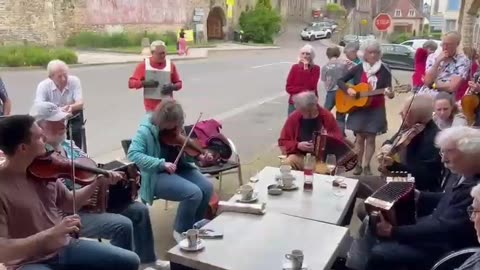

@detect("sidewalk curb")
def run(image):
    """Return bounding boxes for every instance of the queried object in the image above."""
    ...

[0,46,280,72]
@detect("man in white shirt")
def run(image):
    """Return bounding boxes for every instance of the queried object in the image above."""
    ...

[35,59,85,150]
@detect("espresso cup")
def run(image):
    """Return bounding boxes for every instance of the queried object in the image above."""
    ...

[237,185,254,200]
[182,229,200,248]
[281,174,295,188]
[285,249,304,270]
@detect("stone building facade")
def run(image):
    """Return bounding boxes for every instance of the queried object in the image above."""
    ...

[0,0,261,45]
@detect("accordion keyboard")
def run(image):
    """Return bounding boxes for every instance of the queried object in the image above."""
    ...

[373,182,414,202]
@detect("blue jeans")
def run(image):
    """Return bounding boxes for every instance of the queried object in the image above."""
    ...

[153,168,214,233]
[19,238,139,270]
[79,202,156,263]
[324,91,346,136]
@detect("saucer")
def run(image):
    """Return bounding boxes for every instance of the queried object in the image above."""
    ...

[179,238,205,252]
[282,261,308,270]
[237,192,259,203]
[280,183,299,191]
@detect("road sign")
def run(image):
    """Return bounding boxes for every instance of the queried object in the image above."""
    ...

[374,13,392,32]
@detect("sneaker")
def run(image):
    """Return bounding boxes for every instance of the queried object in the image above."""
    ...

[143,260,170,270]
[173,230,183,243]
[363,166,372,176]
[353,165,362,175]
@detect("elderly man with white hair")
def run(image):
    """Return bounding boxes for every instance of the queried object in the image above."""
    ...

[35,59,84,149]
[278,91,343,171]
[346,126,480,270]
[420,31,470,97]
[285,44,320,115]
[129,40,183,112]
[457,183,480,269]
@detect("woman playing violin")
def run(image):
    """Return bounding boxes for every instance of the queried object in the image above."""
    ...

[0,115,140,270]
[433,92,467,130]
[128,99,213,242]
[378,94,444,191]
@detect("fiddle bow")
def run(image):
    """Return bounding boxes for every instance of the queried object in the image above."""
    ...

[173,113,203,166]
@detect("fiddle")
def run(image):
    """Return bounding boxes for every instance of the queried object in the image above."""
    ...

[461,81,480,126]
[160,127,205,158]
[28,151,110,185]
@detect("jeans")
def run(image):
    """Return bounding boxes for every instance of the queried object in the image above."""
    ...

[79,201,156,263]
[287,103,296,115]
[19,239,139,270]
[153,168,214,233]
[324,91,346,136]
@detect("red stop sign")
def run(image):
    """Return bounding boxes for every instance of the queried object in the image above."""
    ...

[374,13,392,31]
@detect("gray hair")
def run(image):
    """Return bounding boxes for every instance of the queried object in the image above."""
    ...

[344,41,360,54]
[299,44,316,62]
[423,40,438,51]
[471,183,480,202]
[293,91,318,110]
[404,94,434,123]
[150,40,167,51]
[361,39,382,54]
[151,98,185,128]
[47,59,68,77]
[444,31,461,44]
[435,126,480,155]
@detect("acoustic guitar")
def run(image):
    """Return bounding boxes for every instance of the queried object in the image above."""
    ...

[336,83,387,114]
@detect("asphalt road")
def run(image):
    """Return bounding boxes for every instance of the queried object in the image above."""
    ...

[0,25,413,163]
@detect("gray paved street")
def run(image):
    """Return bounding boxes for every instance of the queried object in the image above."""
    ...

[1,25,412,163]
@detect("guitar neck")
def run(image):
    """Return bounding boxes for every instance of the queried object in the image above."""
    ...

[360,88,387,97]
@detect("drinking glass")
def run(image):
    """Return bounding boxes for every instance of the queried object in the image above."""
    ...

[325,154,337,176]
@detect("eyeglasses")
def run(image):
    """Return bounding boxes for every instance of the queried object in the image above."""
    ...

[467,205,480,220]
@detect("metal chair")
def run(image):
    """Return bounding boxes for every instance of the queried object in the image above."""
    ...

[431,247,480,270]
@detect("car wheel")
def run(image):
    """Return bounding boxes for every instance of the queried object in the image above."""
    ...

[310,36,315,41]
[326,32,331,38]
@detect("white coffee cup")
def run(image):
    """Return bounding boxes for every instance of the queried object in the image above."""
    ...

[182,229,200,248]
[237,184,254,200]
[282,174,295,188]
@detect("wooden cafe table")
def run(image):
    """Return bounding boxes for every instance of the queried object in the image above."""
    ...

[167,211,349,270]
[229,166,359,225]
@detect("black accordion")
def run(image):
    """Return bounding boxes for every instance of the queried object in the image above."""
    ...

[365,173,416,227]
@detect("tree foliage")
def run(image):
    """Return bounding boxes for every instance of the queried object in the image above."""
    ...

[239,0,281,43]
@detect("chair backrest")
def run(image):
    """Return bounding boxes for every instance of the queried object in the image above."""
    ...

[121,139,132,156]
[431,247,480,270]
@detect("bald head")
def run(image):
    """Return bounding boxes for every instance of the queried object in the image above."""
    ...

[402,94,434,126]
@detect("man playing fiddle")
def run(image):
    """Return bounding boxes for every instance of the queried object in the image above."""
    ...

[347,126,480,270]
[29,101,171,270]
[278,91,343,172]
[129,40,183,112]
[378,94,443,192]
[0,115,140,270]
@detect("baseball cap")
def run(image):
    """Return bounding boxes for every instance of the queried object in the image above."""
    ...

[30,102,70,121]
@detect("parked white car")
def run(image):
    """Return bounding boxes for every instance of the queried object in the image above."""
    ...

[400,39,442,53]
[301,23,333,41]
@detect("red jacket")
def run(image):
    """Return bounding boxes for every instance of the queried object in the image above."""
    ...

[278,105,342,155]
[285,63,320,104]
[457,61,478,101]
[128,57,183,112]
[412,48,428,87]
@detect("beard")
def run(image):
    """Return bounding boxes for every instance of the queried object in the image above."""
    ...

[47,133,67,146]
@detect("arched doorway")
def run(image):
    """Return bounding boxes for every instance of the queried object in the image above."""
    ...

[207,6,226,40]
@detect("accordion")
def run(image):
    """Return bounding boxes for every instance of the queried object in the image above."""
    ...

[365,173,416,227]
[312,131,358,171]
[81,160,140,214]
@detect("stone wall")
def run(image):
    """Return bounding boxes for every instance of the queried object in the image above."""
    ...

[0,0,255,46]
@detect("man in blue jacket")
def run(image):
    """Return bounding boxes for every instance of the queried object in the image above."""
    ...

[347,126,480,270]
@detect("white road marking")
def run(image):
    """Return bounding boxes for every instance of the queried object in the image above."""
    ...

[212,92,288,121]
[250,62,295,69]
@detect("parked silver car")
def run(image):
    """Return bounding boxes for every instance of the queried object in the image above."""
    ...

[301,23,333,41]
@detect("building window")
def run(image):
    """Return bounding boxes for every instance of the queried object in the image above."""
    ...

[394,9,402,17]
[447,0,461,11]
[408,9,415,17]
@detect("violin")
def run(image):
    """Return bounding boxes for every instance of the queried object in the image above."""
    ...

[461,81,480,126]
[28,151,109,185]
[160,127,205,158]
[378,123,426,173]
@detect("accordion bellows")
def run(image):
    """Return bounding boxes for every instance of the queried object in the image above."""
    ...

[312,131,358,171]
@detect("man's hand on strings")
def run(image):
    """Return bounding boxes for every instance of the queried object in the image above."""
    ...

[468,81,480,93]
[101,171,124,185]
[164,162,177,174]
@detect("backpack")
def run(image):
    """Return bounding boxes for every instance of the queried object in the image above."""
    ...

[184,119,233,166]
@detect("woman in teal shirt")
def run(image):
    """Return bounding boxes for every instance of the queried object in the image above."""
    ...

[127,99,213,242]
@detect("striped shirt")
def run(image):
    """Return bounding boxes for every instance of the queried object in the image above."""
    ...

[35,75,83,107]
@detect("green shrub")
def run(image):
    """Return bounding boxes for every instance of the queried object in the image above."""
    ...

[65,31,179,48]
[0,46,78,67]
[239,0,281,44]
[389,32,412,44]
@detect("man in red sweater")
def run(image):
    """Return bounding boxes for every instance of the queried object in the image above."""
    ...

[278,92,342,172]
[129,40,183,112]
